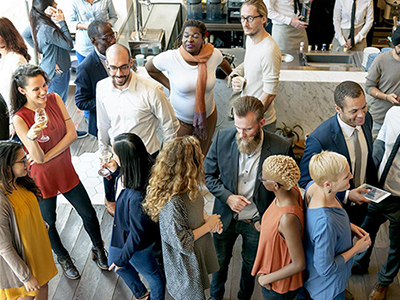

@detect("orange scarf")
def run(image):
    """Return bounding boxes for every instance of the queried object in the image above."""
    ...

[179,43,214,140]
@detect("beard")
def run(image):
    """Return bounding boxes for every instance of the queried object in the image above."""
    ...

[112,73,130,87]
[236,128,262,154]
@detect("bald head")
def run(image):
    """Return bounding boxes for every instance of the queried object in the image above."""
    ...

[106,44,131,61]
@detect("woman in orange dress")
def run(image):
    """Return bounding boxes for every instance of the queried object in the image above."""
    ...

[0,141,57,300]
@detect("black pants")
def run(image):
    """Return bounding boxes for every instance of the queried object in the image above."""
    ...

[354,196,400,285]
[0,94,9,140]
[39,181,103,258]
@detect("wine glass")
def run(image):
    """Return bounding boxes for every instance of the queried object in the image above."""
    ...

[34,108,50,143]
[98,146,112,177]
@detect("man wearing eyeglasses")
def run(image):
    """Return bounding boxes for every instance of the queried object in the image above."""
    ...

[229,0,281,133]
[96,43,179,214]
[265,0,309,52]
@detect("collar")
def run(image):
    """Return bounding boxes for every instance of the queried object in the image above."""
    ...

[336,114,360,138]
[95,48,107,62]
[111,70,136,92]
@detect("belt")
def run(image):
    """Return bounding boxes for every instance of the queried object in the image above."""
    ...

[236,216,260,224]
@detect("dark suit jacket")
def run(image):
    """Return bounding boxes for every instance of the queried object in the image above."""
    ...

[299,112,377,225]
[74,50,108,136]
[204,128,292,229]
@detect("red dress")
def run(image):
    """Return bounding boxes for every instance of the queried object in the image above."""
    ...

[15,93,79,198]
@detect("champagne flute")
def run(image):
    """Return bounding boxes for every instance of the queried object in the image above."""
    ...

[34,108,50,143]
[98,146,112,177]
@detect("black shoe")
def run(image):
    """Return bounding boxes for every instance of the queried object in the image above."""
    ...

[77,130,88,139]
[92,245,109,270]
[57,255,80,280]
[352,264,368,275]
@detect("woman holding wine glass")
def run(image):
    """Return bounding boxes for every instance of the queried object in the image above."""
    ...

[10,64,108,280]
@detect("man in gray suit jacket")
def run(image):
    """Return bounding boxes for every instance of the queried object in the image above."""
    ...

[204,96,292,300]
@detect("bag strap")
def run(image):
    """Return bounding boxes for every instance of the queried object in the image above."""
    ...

[379,133,400,187]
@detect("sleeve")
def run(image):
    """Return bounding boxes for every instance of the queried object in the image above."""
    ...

[152,51,171,72]
[114,194,147,267]
[96,82,111,148]
[151,85,179,143]
[68,0,79,29]
[312,218,346,277]
[231,62,245,77]
[365,57,381,95]
[355,0,374,45]
[204,131,233,204]
[265,0,292,25]
[333,0,346,47]
[0,201,31,283]
[47,21,74,50]
[107,0,118,26]
[214,48,224,66]
[299,135,323,189]
[261,45,281,95]
[74,65,96,111]
[159,197,195,255]
[22,26,34,49]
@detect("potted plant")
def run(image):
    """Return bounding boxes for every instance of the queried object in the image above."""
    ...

[275,122,304,147]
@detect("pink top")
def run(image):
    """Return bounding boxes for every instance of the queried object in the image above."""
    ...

[15,93,79,198]
[251,187,304,294]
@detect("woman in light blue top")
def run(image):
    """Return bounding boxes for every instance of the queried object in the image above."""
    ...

[304,151,371,300]
[69,0,118,63]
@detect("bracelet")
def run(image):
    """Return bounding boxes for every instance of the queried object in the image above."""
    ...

[385,94,388,101]
[26,134,36,141]
[375,91,379,98]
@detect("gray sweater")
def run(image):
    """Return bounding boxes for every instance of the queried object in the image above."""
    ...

[23,21,73,79]
[366,50,400,124]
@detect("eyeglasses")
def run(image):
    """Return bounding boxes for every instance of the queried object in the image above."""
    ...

[258,174,282,186]
[15,156,28,167]
[107,64,130,73]
[240,15,262,24]
[97,33,116,43]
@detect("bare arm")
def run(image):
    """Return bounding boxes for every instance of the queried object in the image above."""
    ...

[219,59,232,76]
[145,59,170,90]
[369,87,399,105]
[341,234,371,263]
[259,92,276,114]
[258,214,305,287]
[193,214,221,240]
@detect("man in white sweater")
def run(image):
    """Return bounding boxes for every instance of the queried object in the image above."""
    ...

[230,0,281,132]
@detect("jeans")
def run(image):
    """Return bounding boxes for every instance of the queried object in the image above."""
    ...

[108,244,165,300]
[39,181,103,258]
[210,219,260,300]
[261,287,299,300]
[48,69,71,103]
[354,196,400,285]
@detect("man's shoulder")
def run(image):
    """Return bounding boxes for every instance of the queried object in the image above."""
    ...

[96,77,113,93]
[79,51,100,69]
[310,115,337,138]
[136,74,164,92]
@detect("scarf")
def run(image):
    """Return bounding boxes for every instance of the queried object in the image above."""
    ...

[179,43,214,140]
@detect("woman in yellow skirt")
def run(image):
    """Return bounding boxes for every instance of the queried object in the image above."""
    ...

[0,141,57,300]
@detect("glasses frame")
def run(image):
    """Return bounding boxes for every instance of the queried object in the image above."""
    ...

[257,173,283,187]
[15,156,28,167]
[107,64,131,73]
[240,14,263,24]
[97,32,117,43]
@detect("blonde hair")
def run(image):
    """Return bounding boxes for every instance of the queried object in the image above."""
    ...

[309,151,348,186]
[143,136,205,222]
[241,0,268,26]
[262,155,300,190]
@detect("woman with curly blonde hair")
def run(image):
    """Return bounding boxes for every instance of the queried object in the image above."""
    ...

[144,135,222,300]
[251,155,305,300]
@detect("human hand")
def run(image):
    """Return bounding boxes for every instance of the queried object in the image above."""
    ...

[354,234,371,254]
[344,39,352,49]
[109,263,122,272]
[226,195,251,213]
[52,8,65,22]
[290,17,308,29]
[386,93,399,105]
[254,220,261,232]
[258,274,272,289]
[27,122,45,141]
[24,275,40,292]
[348,188,371,205]
[205,214,222,232]
[102,158,118,173]
[350,223,368,239]
[232,76,245,93]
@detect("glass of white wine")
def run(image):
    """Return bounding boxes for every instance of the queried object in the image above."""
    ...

[34,108,50,143]
[98,145,112,177]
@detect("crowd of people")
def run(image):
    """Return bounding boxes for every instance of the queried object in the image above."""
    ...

[0,0,399,300]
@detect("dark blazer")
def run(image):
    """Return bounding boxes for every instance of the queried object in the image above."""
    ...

[74,50,108,136]
[204,128,293,229]
[299,113,377,225]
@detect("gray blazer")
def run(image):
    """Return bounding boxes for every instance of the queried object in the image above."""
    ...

[0,190,31,289]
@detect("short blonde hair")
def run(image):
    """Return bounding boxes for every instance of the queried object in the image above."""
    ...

[309,151,348,186]
[262,155,300,190]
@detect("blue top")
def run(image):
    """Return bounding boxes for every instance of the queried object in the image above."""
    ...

[110,188,158,267]
[69,0,118,57]
[304,187,353,300]
[23,21,73,79]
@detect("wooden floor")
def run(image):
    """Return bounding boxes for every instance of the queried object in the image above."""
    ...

[49,86,400,299]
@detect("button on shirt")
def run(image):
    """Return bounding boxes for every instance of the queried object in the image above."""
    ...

[96,71,179,155]
[337,114,368,186]
[265,0,298,25]
[236,131,264,220]
[377,107,400,197]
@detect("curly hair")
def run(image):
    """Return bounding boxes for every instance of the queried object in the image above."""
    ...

[0,18,31,61]
[143,136,205,222]
[262,155,300,190]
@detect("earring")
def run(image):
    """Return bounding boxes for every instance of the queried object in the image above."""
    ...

[328,189,332,194]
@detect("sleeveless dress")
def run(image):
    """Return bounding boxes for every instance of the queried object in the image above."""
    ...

[251,187,304,294]
[0,186,57,300]
[15,93,79,198]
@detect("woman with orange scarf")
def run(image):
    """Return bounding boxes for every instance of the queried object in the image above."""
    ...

[146,20,232,154]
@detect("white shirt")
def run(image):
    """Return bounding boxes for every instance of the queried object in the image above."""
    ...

[377,106,400,196]
[337,114,368,186]
[152,48,223,124]
[0,51,27,111]
[236,131,264,220]
[264,0,298,25]
[333,0,374,46]
[96,71,179,154]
